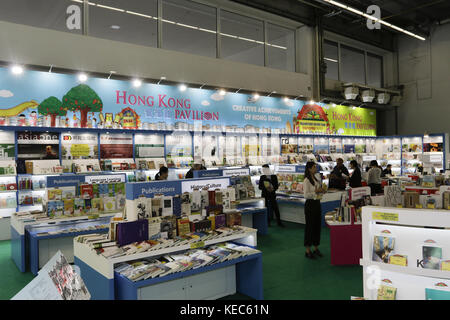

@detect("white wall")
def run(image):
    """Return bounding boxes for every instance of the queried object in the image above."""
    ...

[396,23,450,136]
[0,20,312,97]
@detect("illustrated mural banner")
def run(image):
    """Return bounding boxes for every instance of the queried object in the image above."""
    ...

[0,67,376,136]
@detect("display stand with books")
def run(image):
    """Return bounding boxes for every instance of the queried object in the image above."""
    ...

[0,160,18,240]
[10,173,126,273]
[74,226,260,300]
[360,206,450,300]
[324,187,370,265]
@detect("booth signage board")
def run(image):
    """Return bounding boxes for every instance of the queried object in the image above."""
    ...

[61,132,98,159]
[100,134,133,159]
[47,175,85,188]
[223,168,250,176]
[194,170,223,178]
[0,131,15,159]
[126,181,182,200]
[134,134,165,158]
[85,174,126,184]
[0,67,376,136]
[181,178,230,193]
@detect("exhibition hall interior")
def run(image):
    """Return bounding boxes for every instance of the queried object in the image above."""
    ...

[0,0,449,302]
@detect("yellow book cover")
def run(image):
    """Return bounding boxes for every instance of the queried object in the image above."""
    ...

[440,260,450,271]
[208,215,216,230]
[389,254,408,266]
[377,285,397,300]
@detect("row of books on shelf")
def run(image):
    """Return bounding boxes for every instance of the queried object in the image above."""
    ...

[373,235,450,271]
[368,284,450,300]
[18,177,44,190]
[130,176,255,220]
[0,165,16,175]
[325,195,371,224]
[77,222,250,260]
[19,194,42,206]
[35,224,109,237]
[114,242,260,282]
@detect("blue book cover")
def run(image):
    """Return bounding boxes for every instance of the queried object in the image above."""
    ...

[172,195,181,217]
[426,288,450,300]
[98,184,109,197]
[117,220,149,246]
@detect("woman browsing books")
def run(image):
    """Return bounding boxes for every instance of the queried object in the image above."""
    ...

[303,161,325,259]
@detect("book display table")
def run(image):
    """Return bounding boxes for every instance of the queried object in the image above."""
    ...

[326,220,362,265]
[10,213,117,273]
[233,198,267,235]
[276,191,344,226]
[360,206,450,300]
[74,227,261,300]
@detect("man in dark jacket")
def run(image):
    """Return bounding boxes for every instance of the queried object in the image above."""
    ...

[259,164,284,227]
[185,163,203,179]
[329,158,349,190]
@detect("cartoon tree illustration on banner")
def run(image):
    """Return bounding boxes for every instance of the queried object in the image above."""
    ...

[62,84,103,128]
[38,96,66,127]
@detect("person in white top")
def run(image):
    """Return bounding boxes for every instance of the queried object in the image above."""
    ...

[367,160,382,195]
[303,161,325,259]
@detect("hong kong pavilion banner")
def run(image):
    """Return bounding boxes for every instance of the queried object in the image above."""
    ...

[0,67,376,136]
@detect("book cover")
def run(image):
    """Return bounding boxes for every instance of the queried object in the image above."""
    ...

[63,199,74,216]
[206,205,223,216]
[151,197,163,217]
[440,260,450,271]
[80,184,94,199]
[138,160,148,170]
[108,184,115,197]
[215,214,226,229]
[84,199,92,213]
[98,184,109,197]
[91,198,103,213]
[208,190,216,206]
[226,212,242,227]
[225,187,236,202]
[74,198,85,215]
[372,235,395,263]
[160,216,177,239]
[136,196,151,219]
[48,188,62,201]
[92,184,100,198]
[181,203,191,216]
[162,196,173,216]
[388,254,408,266]
[201,190,209,209]
[148,160,156,169]
[115,183,125,195]
[423,246,442,269]
[61,186,76,200]
[215,190,223,205]
[377,285,397,300]
[191,190,202,213]
[172,195,181,217]
[103,197,116,212]
[207,215,216,230]
[148,217,162,239]
[117,220,149,247]
[425,288,450,300]
[177,218,191,236]
[47,201,63,217]
[116,194,126,210]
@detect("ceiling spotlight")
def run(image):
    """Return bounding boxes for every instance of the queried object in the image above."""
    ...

[78,73,88,82]
[110,25,121,30]
[133,79,142,87]
[157,76,166,85]
[11,65,24,75]
[424,131,429,138]
[309,100,315,104]
[352,106,356,110]
[284,97,289,102]
[179,84,187,92]
[219,89,226,96]
[253,93,260,100]
[332,103,337,107]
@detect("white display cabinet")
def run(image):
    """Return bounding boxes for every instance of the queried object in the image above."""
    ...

[361,206,450,300]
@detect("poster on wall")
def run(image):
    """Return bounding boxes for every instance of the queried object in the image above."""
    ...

[281,136,298,154]
[134,134,164,158]
[0,131,15,160]
[0,67,376,136]
[298,137,314,154]
[17,131,59,159]
[329,138,343,154]
[61,132,98,159]
[242,135,260,157]
[313,137,329,154]
[165,134,192,159]
[100,133,133,159]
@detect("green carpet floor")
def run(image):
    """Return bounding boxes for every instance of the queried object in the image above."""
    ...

[0,222,363,300]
